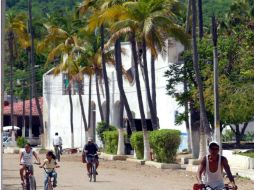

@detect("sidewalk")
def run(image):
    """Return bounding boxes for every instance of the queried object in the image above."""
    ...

[231,168,254,180]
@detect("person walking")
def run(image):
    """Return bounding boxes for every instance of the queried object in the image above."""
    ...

[53,132,62,161]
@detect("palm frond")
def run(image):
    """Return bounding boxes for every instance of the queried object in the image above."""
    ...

[105,27,131,49]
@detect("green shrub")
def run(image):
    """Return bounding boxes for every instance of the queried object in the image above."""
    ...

[149,129,181,163]
[103,131,118,154]
[243,132,254,142]
[103,130,127,154]
[17,136,28,148]
[96,121,116,145]
[222,129,234,142]
[130,132,144,159]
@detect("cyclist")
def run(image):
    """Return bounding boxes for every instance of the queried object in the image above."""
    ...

[197,141,237,190]
[19,143,40,185]
[40,151,59,189]
[82,137,99,176]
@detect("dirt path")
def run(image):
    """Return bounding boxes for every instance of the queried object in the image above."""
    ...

[3,153,253,190]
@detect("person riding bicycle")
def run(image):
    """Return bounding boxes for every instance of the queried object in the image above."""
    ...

[19,143,40,185]
[53,132,62,160]
[197,141,237,190]
[82,137,99,176]
[39,151,59,189]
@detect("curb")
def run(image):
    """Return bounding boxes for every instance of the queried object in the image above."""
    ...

[126,158,145,165]
[145,161,181,169]
[100,152,128,161]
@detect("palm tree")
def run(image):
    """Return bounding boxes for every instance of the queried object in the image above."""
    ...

[115,38,136,154]
[78,0,111,129]
[6,12,29,143]
[105,0,188,160]
[191,0,211,160]
[28,0,44,136]
[38,23,90,147]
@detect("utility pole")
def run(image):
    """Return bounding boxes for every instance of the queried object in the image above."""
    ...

[22,80,26,137]
[212,15,220,145]
[1,1,6,188]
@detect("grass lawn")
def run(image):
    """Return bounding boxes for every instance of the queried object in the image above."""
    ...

[238,152,254,158]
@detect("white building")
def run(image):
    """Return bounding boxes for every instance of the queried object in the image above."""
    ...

[43,40,186,149]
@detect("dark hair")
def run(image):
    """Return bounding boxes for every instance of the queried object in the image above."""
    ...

[47,151,56,160]
[209,143,219,149]
[55,132,58,136]
[25,143,31,147]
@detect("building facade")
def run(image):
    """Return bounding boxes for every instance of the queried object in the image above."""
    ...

[43,40,186,149]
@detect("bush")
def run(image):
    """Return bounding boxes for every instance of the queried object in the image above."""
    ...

[222,129,234,142]
[96,121,116,145]
[149,129,181,163]
[103,130,127,154]
[130,132,144,159]
[243,132,254,142]
[17,136,28,148]
[103,131,118,154]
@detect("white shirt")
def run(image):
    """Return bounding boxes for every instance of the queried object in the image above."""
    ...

[20,150,34,165]
[205,155,225,189]
[53,136,62,146]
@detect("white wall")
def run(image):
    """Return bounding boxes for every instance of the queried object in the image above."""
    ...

[43,40,186,149]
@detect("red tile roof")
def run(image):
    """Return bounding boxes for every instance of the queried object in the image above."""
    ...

[3,97,43,116]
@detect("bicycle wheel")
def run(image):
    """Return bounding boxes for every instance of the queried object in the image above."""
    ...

[29,176,36,190]
[89,166,92,182]
[92,164,96,182]
[46,177,53,190]
[26,178,30,190]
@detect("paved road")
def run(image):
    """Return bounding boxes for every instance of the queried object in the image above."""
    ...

[3,153,254,190]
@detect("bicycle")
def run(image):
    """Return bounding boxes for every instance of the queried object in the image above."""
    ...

[54,145,60,162]
[22,163,39,190]
[87,154,98,182]
[42,167,57,190]
[193,183,237,190]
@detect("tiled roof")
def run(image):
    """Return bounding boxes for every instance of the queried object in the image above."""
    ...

[3,97,43,116]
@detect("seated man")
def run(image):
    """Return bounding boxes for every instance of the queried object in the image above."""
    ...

[197,141,237,190]
[82,137,99,175]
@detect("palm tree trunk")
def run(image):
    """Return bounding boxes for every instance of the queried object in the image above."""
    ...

[100,25,110,128]
[184,73,191,152]
[114,39,136,132]
[130,33,151,161]
[190,100,200,158]
[88,75,92,129]
[151,55,158,128]
[68,86,74,148]
[78,80,88,132]
[198,0,204,39]
[22,80,26,137]
[184,0,192,153]
[7,31,15,142]
[191,0,211,160]
[142,39,158,130]
[117,97,125,155]
[28,49,32,138]
[28,0,44,134]
[186,0,192,34]
[95,70,104,121]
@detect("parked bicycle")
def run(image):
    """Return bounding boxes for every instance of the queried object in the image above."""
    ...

[193,183,237,190]
[87,154,98,182]
[22,163,39,190]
